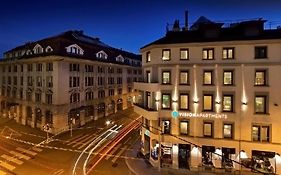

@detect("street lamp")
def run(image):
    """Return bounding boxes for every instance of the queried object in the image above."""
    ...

[105,120,111,126]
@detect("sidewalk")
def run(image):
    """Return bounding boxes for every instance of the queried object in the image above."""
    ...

[125,141,258,175]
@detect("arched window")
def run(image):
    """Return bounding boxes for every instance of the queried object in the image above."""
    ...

[33,44,44,54]
[45,46,53,52]
[96,50,108,59]
[65,44,84,55]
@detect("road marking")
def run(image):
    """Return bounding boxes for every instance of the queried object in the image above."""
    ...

[105,144,122,160]
[111,145,128,163]
[77,135,99,149]
[32,147,43,152]
[0,170,6,175]
[72,134,97,148]
[52,169,64,175]
[16,147,37,156]
[0,160,15,171]
[9,151,30,160]
[67,134,90,145]
[1,154,23,165]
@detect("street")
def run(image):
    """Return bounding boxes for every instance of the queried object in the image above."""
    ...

[0,108,140,175]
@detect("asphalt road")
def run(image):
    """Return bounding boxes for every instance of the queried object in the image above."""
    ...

[0,108,139,175]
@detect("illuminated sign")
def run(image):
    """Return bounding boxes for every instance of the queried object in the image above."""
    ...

[144,129,150,137]
[171,111,227,119]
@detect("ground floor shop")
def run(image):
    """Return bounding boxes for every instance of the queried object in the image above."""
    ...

[140,127,281,174]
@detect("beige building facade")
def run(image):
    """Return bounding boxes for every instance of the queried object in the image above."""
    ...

[0,30,142,134]
[135,18,281,173]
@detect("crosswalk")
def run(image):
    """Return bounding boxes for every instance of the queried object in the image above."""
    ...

[0,146,42,175]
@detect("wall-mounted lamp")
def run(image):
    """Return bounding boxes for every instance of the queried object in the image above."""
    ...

[276,153,280,156]
[193,100,199,104]
[215,101,220,105]
[274,103,278,107]
[242,102,247,105]
[172,100,178,103]
[155,99,160,102]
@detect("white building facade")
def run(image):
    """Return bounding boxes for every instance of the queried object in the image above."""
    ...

[135,18,281,173]
[0,30,142,133]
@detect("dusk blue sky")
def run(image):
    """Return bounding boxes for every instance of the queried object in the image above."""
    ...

[1,0,281,56]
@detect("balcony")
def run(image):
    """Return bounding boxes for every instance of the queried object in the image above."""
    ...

[134,81,159,92]
[134,103,158,121]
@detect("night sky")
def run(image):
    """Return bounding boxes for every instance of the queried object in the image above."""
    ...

[0,0,281,56]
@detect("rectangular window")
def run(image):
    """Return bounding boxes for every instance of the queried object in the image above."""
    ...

[202,48,214,60]
[27,64,33,72]
[203,71,213,85]
[222,48,234,59]
[180,121,189,135]
[203,122,213,137]
[36,63,42,71]
[180,49,189,60]
[255,46,267,59]
[46,63,53,71]
[146,52,151,62]
[46,94,52,104]
[162,71,171,84]
[13,77,17,85]
[223,123,233,139]
[223,70,234,85]
[255,70,266,86]
[252,125,270,142]
[162,49,171,61]
[223,95,233,112]
[146,71,151,83]
[162,93,171,109]
[255,96,267,114]
[162,120,171,134]
[36,76,42,87]
[179,94,189,110]
[203,94,213,111]
[35,93,41,103]
[179,71,189,85]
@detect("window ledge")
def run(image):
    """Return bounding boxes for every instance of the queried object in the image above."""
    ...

[254,113,270,115]
[254,85,269,87]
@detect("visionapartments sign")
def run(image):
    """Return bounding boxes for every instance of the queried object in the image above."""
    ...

[171,111,227,119]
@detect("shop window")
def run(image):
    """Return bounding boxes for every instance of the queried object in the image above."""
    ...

[203,70,213,85]
[179,71,189,85]
[162,71,171,84]
[180,49,189,60]
[223,95,234,112]
[255,70,267,86]
[162,49,171,61]
[223,123,233,139]
[162,93,171,109]
[180,121,189,135]
[255,46,267,59]
[203,94,213,111]
[179,94,189,110]
[255,95,267,114]
[203,122,213,137]
[162,120,171,134]
[222,48,234,59]
[223,70,234,85]
[202,48,214,60]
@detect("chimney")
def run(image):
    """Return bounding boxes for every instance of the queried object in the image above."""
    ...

[184,10,189,30]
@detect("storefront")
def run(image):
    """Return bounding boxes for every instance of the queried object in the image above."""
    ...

[161,143,173,167]
[202,145,215,169]
[178,144,191,169]
[144,130,150,157]
[252,150,275,174]
[222,147,235,170]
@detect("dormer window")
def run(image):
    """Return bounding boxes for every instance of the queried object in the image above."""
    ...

[96,50,108,59]
[116,55,124,62]
[65,44,84,55]
[33,44,44,54]
[45,46,53,53]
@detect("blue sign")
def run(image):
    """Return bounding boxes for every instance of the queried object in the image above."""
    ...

[171,111,179,118]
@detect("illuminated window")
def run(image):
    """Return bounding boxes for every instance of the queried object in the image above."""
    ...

[179,71,189,85]
[162,49,170,61]
[255,70,266,86]
[162,93,171,109]
[180,121,189,135]
[203,94,213,111]
[162,71,171,84]
[203,71,213,85]
[255,46,267,59]
[223,70,233,85]
[222,48,234,59]
[179,94,189,110]
[203,122,213,137]
[202,48,214,60]
[180,49,189,60]
[223,95,233,112]
[252,125,270,142]
[162,120,171,134]
[146,52,151,62]
[223,123,233,139]
[255,96,267,114]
